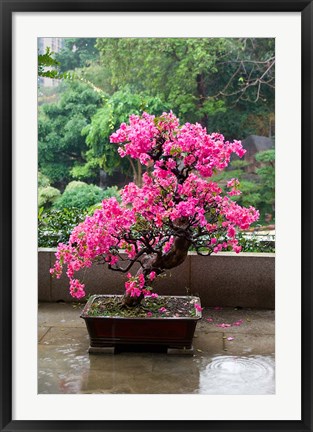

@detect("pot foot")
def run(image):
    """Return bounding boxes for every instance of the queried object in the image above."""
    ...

[88,346,116,354]
[167,346,194,356]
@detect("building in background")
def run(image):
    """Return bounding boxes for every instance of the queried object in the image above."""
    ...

[38,37,64,87]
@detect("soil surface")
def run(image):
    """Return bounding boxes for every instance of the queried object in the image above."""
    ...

[83,295,202,319]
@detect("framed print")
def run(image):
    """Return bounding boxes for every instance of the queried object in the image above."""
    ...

[1,1,312,431]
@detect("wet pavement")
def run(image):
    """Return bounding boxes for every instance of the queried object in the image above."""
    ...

[38,303,275,395]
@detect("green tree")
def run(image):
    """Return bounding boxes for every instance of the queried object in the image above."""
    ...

[196,37,275,139]
[255,149,275,216]
[80,87,169,185]
[55,38,99,72]
[95,38,227,125]
[213,150,275,224]
[38,81,103,188]
[95,37,275,138]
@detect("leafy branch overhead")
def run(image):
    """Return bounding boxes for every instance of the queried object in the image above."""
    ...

[38,47,72,80]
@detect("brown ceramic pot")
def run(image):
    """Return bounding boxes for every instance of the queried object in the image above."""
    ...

[81,294,202,354]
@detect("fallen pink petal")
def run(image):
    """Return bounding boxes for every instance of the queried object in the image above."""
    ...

[206,318,214,322]
[232,319,244,326]
[227,337,235,341]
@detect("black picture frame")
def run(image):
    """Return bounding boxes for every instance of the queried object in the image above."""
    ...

[1,1,312,431]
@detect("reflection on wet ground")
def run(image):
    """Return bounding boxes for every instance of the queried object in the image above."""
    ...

[38,303,275,395]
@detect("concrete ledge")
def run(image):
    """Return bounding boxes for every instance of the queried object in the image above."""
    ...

[39,249,275,309]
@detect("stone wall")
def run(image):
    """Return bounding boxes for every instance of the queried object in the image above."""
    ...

[39,249,275,309]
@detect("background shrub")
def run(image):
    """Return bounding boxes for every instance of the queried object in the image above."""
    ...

[53,181,120,210]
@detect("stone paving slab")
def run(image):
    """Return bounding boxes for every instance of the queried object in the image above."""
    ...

[38,326,51,342]
[38,326,89,347]
[223,333,275,356]
[198,307,275,334]
[38,302,85,327]
[38,303,275,395]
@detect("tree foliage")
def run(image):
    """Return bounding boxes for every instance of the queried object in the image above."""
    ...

[213,149,275,223]
[255,149,275,214]
[81,87,169,184]
[38,47,71,80]
[55,38,99,72]
[95,38,275,138]
[38,207,88,247]
[95,38,227,124]
[38,186,61,209]
[38,172,61,209]
[38,81,102,188]
[53,181,120,210]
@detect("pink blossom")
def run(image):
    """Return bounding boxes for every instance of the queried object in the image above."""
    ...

[213,244,223,253]
[149,271,157,281]
[184,154,196,166]
[227,225,236,238]
[69,279,85,299]
[227,178,241,196]
[125,273,146,297]
[194,303,203,312]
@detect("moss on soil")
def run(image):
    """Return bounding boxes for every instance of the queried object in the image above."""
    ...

[85,295,201,318]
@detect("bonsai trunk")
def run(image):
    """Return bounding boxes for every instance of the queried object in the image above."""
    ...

[122,236,191,307]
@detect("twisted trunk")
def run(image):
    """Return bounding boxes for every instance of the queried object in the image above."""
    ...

[122,236,191,307]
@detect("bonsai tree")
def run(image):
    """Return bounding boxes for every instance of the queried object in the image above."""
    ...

[51,112,259,306]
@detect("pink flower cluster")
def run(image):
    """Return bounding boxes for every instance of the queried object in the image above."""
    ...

[50,112,259,299]
[110,112,159,162]
[227,178,241,196]
[125,273,145,297]
[69,279,86,299]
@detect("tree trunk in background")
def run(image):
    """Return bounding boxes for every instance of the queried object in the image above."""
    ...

[196,73,208,128]
[99,169,109,188]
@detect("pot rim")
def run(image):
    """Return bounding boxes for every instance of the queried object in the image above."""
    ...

[80,294,202,320]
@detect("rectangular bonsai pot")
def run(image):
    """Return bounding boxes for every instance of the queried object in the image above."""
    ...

[81,294,202,352]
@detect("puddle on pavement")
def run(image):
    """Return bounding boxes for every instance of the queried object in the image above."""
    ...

[38,351,275,394]
[198,355,275,394]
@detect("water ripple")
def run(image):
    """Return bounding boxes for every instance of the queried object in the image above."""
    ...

[199,355,275,394]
